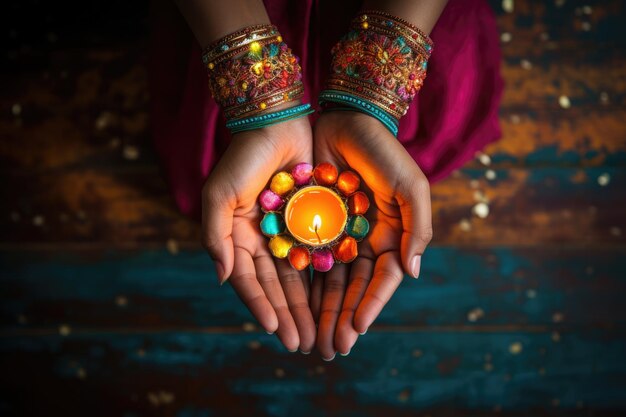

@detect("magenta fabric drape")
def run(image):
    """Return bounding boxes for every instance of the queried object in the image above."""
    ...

[150,0,504,218]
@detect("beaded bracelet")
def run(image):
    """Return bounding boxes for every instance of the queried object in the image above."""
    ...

[226,103,314,133]
[319,91,399,136]
[319,10,433,136]
[203,26,304,121]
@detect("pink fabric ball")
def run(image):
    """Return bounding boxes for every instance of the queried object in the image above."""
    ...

[259,189,283,212]
[311,249,334,272]
[291,162,313,186]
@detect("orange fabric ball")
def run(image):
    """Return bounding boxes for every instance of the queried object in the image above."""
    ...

[288,246,310,271]
[337,171,361,196]
[333,236,358,263]
[348,191,370,215]
[313,163,338,186]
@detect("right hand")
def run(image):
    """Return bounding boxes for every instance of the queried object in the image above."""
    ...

[201,116,316,353]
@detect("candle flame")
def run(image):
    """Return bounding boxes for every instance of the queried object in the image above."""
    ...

[313,215,322,230]
[309,215,323,243]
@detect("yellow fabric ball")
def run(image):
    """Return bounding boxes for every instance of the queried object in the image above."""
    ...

[270,172,295,196]
[269,235,294,259]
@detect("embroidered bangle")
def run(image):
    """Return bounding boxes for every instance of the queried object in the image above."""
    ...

[320,10,433,132]
[319,90,399,136]
[202,24,278,65]
[224,83,304,120]
[226,103,314,133]
[355,11,433,56]
[204,32,304,120]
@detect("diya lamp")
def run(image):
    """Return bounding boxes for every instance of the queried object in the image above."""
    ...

[258,162,370,272]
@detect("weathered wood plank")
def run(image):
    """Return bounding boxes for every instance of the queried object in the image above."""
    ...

[1,331,625,416]
[1,167,623,245]
[2,246,624,330]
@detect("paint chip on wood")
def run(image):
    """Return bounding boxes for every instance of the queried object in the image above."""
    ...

[597,173,610,186]
[555,0,566,7]
[166,239,179,255]
[485,170,497,181]
[459,218,471,232]
[520,59,532,70]
[500,32,512,42]
[275,368,286,378]
[526,289,537,299]
[476,152,491,166]
[581,22,591,31]
[11,103,22,116]
[502,0,514,13]
[115,295,128,307]
[123,145,140,160]
[559,95,571,109]
[242,322,256,332]
[552,331,561,342]
[247,340,261,350]
[600,91,609,105]
[582,5,592,14]
[552,312,564,323]
[397,389,410,402]
[59,324,71,336]
[484,363,494,372]
[509,341,523,354]
[467,307,485,322]
[32,215,45,226]
[95,112,113,130]
[472,202,490,219]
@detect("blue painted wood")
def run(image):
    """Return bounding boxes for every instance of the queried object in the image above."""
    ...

[0,331,625,416]
[1,247,625,330]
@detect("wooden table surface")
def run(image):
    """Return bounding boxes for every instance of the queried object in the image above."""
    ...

[1,0,625,416]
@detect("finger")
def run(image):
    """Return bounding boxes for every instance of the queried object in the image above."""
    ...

[275,260,316,354]
[396,175,433,278]
[335,256,375,355]
[354,251,403,334]
[201,184,235,284]
[300,268,311,301]
[229,247,278,334]
[317,263,349,361]
[310,271,324,325]
[253,253,300,352]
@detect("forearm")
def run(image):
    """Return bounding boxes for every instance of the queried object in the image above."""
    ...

[174,0,270,47]
[361,0,449,34]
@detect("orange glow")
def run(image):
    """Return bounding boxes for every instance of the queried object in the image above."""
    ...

[285,186,347,246]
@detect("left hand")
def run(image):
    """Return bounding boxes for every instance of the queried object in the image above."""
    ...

[311,111,433,360]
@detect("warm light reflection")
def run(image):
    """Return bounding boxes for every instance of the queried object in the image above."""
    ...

[285,186,347,246]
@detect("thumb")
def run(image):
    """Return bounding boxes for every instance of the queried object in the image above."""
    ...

[201,185,235,285]
[396,175,433,279]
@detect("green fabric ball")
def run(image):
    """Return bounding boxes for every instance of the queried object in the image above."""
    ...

[260,212,285,236]
[346,215,369,240]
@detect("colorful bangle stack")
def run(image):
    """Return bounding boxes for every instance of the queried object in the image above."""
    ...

[225,103,315,134]
[202,24,309,127]
[318,10,434,136]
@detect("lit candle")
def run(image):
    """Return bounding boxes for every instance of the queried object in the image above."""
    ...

[285,186,347,246]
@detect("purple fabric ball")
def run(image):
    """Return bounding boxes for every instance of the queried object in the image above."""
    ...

[291,162,313,186]
[259,189,283,212]
[311,249,334,272]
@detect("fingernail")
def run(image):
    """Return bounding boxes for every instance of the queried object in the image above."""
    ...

[410,255,421,279]
[359,328,368,336]
[215,261,226,285]
[299,350,311,355]
[287,347,298,353]
[339,349,351,357]
[322,353,336,362]
[265,330,274,335]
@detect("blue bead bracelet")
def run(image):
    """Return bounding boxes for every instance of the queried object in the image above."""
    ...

[226,103,315,134]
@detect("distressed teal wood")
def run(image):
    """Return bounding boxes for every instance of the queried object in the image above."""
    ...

[0,331,625,416]
[1,247,625,330]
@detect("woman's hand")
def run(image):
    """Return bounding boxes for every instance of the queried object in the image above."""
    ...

[201,116,316,353]
[312,111,433,359]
